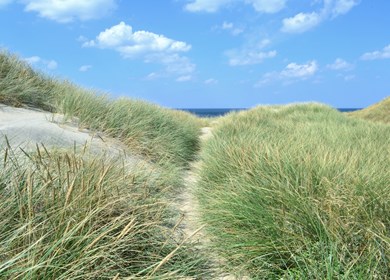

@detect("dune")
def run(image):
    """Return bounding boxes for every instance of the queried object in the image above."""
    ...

[348,96,390,124]
[0,104,129,158]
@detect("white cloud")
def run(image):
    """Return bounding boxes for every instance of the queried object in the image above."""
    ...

[176,75,192,82]
[46,60,58,70]
[281,61,318,78]
[281,0,359,33]
[256,60,318,86]
[185,0,286,13]
[83,22,194,80]
[227,39,276,66]
[361,44,390,60]
[84,22,191,58]
[222,21,233,29]
[79,65,92,72]
[23,0,116,23]
[143,54,196,81]
[145,72,158,80]
[327,58,353,70]
[24,56,41,64]
[25,56,58,70]
[281,12,322,33]
[229,50,276,66]
[204,78,218,85]
[327,0,359,17]
[220,21,244,35]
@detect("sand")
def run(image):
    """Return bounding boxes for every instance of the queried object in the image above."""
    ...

[0,104,129,158]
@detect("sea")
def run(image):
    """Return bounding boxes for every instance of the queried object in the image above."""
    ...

[179,108,361,118]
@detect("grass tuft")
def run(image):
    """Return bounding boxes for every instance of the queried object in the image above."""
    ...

[0,147,208,279]
[197,103,390,279]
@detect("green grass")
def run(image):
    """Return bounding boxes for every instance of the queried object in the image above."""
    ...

[197,104,390,279]
[0,146,208,279]
[3,50,390,279]
[348,96,390,124]
[0,51,211,278]
[0,51,201,167]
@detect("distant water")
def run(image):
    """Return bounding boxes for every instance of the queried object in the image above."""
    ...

[179,108,361,118]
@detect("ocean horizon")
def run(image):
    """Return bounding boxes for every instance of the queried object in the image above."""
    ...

[178,108,361,118]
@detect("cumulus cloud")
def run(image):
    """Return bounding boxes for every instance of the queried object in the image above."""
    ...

[256,60,318,86]
[79,65,92,72]
[23,0,116,23]
[25,56,58,70]
[185,0,286,13]
[83,22,195,79]
[281,0,359,33]
[84,22,191,58]
[281,12,322,33]
[361,44,390,60]
[327,58,354,70]
[281,61,318,78]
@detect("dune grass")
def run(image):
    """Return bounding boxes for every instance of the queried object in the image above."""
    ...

[0,145,209,279]
[0,51,201,167]
[0,51,211,278]
[348,96,390,124]
[197,104,390,279]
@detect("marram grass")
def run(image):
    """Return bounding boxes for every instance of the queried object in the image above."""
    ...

[0,51,201,167]
[197,104,390,279]
[348,96,390,124]
[0,146,208,279]
[0,51,210,278]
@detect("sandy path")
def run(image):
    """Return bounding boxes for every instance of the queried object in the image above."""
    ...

[176,127,247,279]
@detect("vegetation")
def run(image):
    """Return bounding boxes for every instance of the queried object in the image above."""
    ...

[2,50,390,279]
[0,51,201,167]
[0,146,207,279]
[0,51,209,278]
[197,104,390,279]
[348,96,390,124]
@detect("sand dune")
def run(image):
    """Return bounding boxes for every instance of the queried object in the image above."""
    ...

[0,104,129,159]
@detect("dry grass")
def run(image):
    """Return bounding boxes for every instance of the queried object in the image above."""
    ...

[348,96,390,124]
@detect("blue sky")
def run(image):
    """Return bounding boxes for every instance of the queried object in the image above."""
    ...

[1,0,389,108]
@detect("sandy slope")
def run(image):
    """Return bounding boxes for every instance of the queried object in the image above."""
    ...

[0,104,132,160]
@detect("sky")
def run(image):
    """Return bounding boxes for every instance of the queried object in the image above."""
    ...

[1,0,389,109]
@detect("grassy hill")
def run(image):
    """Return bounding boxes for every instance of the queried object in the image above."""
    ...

[348,96,390,124]
[2,50,389,279]
[197,104,390,279]
[0,51,202,166]
[0,51,209,279]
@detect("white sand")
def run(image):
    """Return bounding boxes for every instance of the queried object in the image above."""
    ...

[0,104,131,160]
